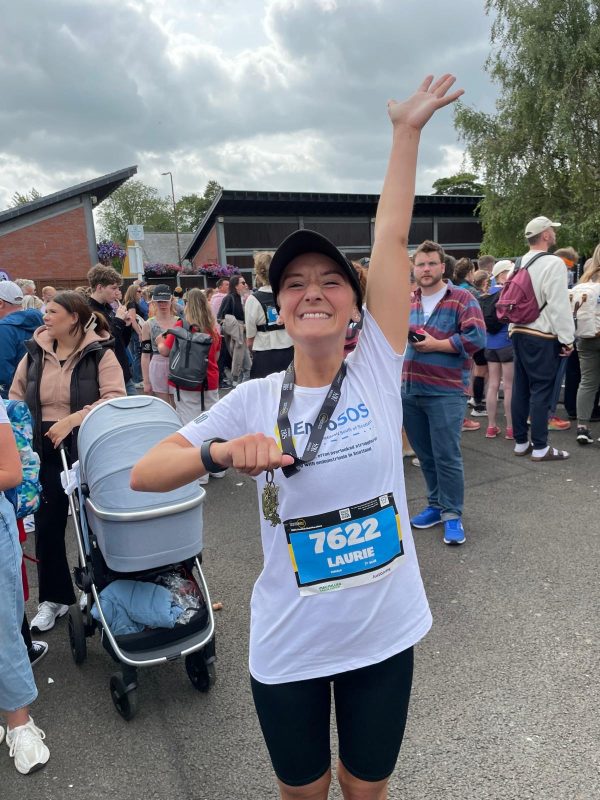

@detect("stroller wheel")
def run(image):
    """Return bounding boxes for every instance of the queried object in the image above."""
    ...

[185,652,217,693]
[67,606,87,665]
[109,673,138,721]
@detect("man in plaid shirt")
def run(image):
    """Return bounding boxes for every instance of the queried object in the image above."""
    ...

[402,240,486,545]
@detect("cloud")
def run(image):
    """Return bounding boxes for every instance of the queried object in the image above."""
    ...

[0,0,495,209]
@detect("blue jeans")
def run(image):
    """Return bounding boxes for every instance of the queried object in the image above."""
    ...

[128,331,142,383]
[0,493,37,712]
[402,394,467,520]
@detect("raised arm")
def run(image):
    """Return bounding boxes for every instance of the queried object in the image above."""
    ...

[366,75,464,352]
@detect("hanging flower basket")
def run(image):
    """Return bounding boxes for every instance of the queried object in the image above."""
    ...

[97,240,126,272]
[180,261,240,278]
[143,262,183,278]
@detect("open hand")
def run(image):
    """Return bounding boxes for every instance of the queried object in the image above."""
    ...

[211,434,295,477]
[387,74,464,132]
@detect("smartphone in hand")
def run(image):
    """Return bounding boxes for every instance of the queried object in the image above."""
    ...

[408,329,426,343]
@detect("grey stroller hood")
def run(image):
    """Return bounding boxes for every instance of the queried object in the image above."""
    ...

[77,396,204,572]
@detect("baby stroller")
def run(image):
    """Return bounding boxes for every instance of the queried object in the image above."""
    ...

[60,395,216,720]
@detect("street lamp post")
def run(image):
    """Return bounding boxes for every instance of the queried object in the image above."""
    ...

[161,171,182,276]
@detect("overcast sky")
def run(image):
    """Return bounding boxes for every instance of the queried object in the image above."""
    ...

[0,0,496,210]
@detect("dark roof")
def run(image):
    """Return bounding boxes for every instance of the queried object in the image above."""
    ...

[184,189,483,260]
[0,165,138,225]
[141,231,196,264]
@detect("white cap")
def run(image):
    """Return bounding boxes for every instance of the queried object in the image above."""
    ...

[492,260,514,279]
[0,280,24,305]
[525,216,561,238]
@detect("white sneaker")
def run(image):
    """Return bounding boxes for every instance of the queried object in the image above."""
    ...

[199,475,209,485]
[30,602,69,632]
[210,470,227,479]
[6,717,49,775]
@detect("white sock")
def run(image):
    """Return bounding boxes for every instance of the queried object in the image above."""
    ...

[514,442,530,454]
[532,446,550,458]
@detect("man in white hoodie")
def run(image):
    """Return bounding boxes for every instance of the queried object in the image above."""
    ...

[511,216,575,462]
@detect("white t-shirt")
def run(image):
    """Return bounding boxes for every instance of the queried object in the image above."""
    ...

[421,285,448,323]
[179,310,432,683]
[244,287,294,351]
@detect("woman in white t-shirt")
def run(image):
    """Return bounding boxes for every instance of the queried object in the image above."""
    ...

[131,75,463,800]
[0,403,50,774]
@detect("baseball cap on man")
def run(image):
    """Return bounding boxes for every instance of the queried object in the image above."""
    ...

[525,216,561,239]
[269,229,363,307]
[492,259,514,279]
[0,281,24,305]
[151,284,172,301]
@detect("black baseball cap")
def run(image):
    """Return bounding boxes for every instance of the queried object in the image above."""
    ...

[269,230,363,307]
[151,284,172,301]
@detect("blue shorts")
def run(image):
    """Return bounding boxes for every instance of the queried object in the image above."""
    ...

[0,493,37,712]
[250,647,414,787]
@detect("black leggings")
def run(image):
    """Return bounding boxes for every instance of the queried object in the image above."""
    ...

[34,427,75,606]
[250,647,414,787]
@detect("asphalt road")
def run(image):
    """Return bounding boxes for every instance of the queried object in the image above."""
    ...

[4,420,599,800]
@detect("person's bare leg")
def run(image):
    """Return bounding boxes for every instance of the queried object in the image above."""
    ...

[486,362,501,430]
[278,769,331,800]
[337,761,388,800]
[5,707,30,729]
[155,391,174,408]
[502,361,514,430]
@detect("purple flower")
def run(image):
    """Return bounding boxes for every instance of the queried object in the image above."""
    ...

[97,240,126,263]
[143,262,183,276]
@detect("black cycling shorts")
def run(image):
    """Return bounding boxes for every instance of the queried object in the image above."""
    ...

[250,647,414,788]
[472,348,488,366]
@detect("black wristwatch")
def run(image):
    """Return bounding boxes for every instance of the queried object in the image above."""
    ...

[200,438,228,473]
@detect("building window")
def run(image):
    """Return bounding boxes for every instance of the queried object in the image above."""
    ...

[302,220,371,247]
[436,220,482,244]
[408,220,434,244]
[223,221,299,249]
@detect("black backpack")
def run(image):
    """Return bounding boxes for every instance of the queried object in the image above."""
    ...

[478,292,504,334]
[167,322,213,405]
[253,289,285,333]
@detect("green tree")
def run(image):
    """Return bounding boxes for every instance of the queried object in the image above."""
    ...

[175,180,223,231]
[432,172,484,196]
[455,0,600,256]
[97,180,173,243]
[10,188,43,206]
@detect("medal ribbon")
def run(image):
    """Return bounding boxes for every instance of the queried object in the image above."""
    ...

[277,361,347,478]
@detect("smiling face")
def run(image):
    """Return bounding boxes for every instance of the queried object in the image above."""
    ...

[277,253,355,347]
[43,300,79,339]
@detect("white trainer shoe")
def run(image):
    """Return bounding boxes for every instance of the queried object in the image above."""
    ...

[210,470,227,479]
[6,717,49,775]
[30,602,69,632]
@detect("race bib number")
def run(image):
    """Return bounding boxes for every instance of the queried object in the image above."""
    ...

[284,493,404,596]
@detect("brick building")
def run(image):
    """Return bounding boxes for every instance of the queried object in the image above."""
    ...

[0,166,137,289]
[184,189,484,284]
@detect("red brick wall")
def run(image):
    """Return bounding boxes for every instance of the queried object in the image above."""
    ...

[192,225,218,266]
[0,206,93,289]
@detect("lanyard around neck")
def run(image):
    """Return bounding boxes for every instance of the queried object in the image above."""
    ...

[277,360,346,478]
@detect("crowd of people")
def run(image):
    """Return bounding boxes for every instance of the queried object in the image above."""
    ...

[1,77,599,798]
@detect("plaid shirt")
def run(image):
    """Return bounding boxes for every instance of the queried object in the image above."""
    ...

[402,283,486,396]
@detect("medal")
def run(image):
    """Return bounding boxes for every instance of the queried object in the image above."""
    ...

[262,469,281,526]
[262,470,281,526]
